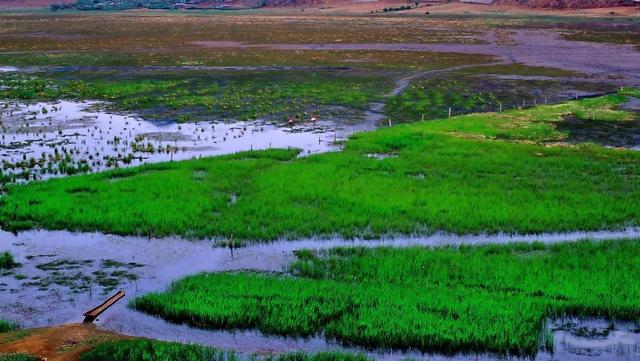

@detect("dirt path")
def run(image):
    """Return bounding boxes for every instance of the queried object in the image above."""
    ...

[0,323,126,361]
[364,61,505,125]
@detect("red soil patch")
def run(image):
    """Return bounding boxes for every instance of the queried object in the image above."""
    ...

[0,324,128,361]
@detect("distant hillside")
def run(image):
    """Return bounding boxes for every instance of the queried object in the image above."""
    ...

[1,0,637,10]
[497,0,637,8]
[0,0,73,7]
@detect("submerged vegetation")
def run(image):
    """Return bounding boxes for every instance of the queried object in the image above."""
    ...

[80,340,370,361]
[1,91,638,239]
[133,240,640,356]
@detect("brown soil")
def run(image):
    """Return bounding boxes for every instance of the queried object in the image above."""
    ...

[0,324,128,361]
[496,0,636,9]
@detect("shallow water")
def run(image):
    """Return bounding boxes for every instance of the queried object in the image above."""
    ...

[2,228,640,360]
[0,100,363,181]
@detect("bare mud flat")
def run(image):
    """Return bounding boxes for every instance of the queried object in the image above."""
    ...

[191,29,640,85]
[2,229,640,360]
[0,100,364,182]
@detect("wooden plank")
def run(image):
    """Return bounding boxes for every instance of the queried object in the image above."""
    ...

[83,290,126,323]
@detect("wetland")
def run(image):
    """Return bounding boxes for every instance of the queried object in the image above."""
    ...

[1,8,640,361]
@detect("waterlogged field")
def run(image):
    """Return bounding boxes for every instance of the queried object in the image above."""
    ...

[0,69,391,183]
[383,66,614,122]
[1,91,638,239]
[0,355,36,361]
[0,70,389,122]
[132,240,640,356]
[80,340,369,361]
[0,13,491,68]
[1,8,640,361]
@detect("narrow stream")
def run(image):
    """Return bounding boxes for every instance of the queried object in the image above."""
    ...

[1,229,640,361]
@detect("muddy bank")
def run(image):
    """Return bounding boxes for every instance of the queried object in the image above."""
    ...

[190,29,640,85]
[0,323,126,361]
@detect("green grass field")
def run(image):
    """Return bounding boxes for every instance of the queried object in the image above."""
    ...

[80,339,370,361]
[132,240,640,356]
[1,91,639,239]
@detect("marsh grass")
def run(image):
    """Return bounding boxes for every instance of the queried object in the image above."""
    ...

[456,63,582,77]
[0,355,37,361]
[132,239,640,356]
[80,339,371,361]
[383,71,615,122]
[1,92,639,239]
[0,320,18,334]
[0,253,18,270]
[0,71,389,121]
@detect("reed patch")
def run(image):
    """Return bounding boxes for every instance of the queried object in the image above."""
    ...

[133,240,640,356]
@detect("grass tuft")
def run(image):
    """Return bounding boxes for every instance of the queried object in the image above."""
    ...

[0,253,18,270]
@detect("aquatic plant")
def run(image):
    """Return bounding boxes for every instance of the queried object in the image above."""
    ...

[133,239,640,356]
[1,92,638,239]
[0,320,18,333]
[0,355,37,361]
[0,253,18,270]
[79,339,371,361]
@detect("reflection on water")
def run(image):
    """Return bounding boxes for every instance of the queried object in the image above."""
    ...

[1,229,640,360]
[0,100,357,182]
[549,318,640,361]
